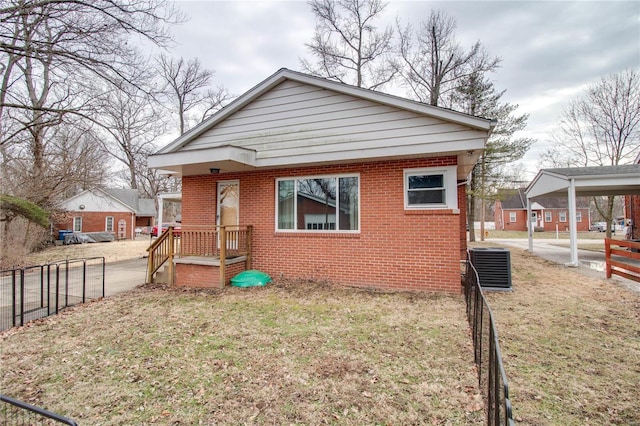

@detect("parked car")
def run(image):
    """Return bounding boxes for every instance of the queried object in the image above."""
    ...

[151,223,181,237]
[589,222,607,232]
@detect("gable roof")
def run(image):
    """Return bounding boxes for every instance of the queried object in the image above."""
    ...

[526,165,640,198]
[498,188,589,210]
[148,68,496,179]
[60,188,157,216]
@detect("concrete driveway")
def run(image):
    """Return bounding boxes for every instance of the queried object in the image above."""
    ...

[104,257,148,296]
[485,237,640,293]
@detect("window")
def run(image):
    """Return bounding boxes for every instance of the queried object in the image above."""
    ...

[559,212,567,222]
[576,211,582,222]
[509,212,517,223]
[73,216,82,232]
[105,216,114,232]
[404,166,457,210]
[545,212,552,222]
[276,174,359,232]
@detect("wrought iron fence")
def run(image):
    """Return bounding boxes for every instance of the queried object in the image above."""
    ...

[0,257,105,331]
[464,254,515,425]
[0,394,77,425]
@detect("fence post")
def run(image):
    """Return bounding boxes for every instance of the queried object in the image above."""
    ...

[40,266,45,308]
[55,265,60,315]
[82,260,87,303]
[47,264,51,316]
[64,260,69,308]
[168,228,174,285]
[605,238,612,278]
[20,269,25,327]
[101,257,105,297]
[246,225,253,270]
[219,226,226,288]
[11,270,16,327]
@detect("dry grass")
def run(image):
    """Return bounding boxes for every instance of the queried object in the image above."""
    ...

[0,282,483,425]
[480,245,640,425]
[4,239,640,424]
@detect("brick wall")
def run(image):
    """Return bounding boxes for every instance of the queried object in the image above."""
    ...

[495,208,590,232]
[175,261,246,288]
[182,157,464,293]
[55,212,136,239]
[625,195,640,239]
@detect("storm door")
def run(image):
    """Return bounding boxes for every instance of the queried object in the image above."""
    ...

[217,181,239,249]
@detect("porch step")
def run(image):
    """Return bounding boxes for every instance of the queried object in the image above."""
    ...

[153,265,170,284]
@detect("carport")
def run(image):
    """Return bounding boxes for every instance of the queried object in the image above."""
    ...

[525,165,640,266]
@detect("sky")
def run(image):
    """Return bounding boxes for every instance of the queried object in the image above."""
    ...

[167,0,640,179]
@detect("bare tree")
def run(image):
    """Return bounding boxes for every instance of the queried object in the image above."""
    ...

[540,69,640,237]
[157,54,231,135]
[301,0,396,90]
[397,10,500,107]
[96,83,166,190]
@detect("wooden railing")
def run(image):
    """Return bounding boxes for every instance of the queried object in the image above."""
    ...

[146,226,177,284]
[179,225,252,260]
[605,238,640,283]
[147,225,253,285]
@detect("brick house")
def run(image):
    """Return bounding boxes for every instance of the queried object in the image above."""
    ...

[147,69,495,293]
[624,152,640,240]
[495,188,590,232]
[57,188,156,240]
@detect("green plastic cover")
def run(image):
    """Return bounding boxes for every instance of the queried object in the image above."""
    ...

[230,270,272,288]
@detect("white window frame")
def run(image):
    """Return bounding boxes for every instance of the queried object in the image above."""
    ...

[559,211,567,222]
[73,216,82,232]
[105,216,114,232]
[403,166,458,211]
[545,211,552,223]
[275,173,360,233]
[509,212,517,223]
[576,211,582,222]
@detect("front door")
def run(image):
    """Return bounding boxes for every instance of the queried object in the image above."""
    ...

[217,181,239,248]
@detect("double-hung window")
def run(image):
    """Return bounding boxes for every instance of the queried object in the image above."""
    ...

[404,166,458,210]
[276,174,359,232]
[576,211,582,222]
[73,216,82,232]
[105,216,114,232]
[509,212,517,223]
[545,212,552,222]
[559,212,567,222]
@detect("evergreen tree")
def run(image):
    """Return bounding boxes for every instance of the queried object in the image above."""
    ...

[455,71,533,241]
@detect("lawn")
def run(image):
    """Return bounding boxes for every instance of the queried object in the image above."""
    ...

[481,245,640,425]
[0,282,483,425]
[2,245,639,425]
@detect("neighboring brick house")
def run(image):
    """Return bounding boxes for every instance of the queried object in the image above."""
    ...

[624,151,640,240]
[148,69,495,293]
[495,188,590,232]
[56,188,156,240]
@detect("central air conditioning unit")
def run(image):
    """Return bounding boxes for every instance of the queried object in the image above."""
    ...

[469,247,512,290]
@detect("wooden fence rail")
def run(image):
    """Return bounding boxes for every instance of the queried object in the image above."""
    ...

[605,238,640,283]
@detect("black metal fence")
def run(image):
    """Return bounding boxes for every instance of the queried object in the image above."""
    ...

[0,394,77,425]
[0,257,105,331]
[464,255,515,425]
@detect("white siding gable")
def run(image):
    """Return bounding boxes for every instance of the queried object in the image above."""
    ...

[60,189,135,213]
[181,80,487,159]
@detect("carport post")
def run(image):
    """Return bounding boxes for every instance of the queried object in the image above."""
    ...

[527,197,533,252]
[566,178,579,267]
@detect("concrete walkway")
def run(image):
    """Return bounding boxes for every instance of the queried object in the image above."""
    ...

[485,238,640,293]
[104,257,148,296]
